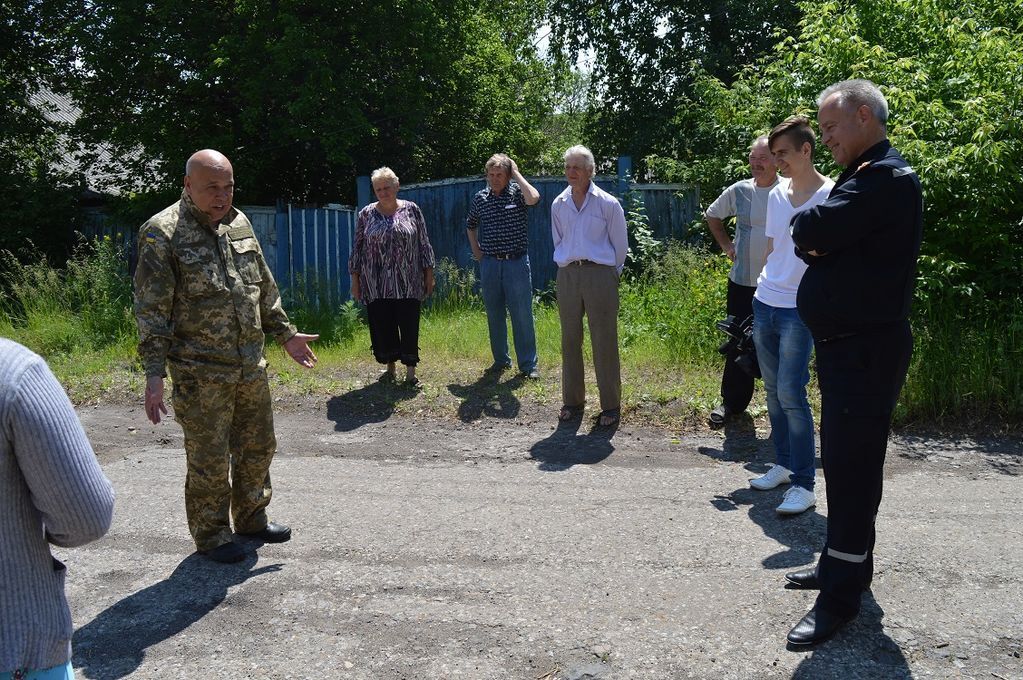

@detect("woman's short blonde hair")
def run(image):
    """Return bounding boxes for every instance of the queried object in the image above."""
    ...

[371,166,399,186]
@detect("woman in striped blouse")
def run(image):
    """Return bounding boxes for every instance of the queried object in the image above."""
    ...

[349,167,436,386]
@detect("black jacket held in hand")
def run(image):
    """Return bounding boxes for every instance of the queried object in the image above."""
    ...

[791,140,923,341]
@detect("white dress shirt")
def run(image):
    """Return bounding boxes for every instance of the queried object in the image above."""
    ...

[551,181,628,272]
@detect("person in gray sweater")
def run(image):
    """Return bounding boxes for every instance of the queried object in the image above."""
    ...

[0,338,115,678]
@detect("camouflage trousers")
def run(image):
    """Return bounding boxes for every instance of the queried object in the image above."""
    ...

[171,370,276,551]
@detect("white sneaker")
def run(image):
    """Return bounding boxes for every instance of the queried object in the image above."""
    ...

[750,464,792,490]
[776,485,816,515]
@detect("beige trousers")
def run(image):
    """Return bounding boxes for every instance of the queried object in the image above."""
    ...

[556,262,622,412]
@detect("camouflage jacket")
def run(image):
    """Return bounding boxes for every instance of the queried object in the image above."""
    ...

[134,190,296,382]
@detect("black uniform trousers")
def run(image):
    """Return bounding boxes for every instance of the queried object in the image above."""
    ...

[814,320,912,618]
[721,279,756,412]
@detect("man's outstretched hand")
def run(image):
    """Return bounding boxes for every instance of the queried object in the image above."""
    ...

[284,333,319,368]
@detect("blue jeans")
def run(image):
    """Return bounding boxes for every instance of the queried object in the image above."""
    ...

[752,298,816,491]
[480,255,538,372]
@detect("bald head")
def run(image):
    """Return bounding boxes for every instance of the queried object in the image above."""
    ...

[185,149,232,176]
[184,149,235,224]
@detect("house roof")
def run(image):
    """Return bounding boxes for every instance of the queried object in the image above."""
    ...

[31,87,154,197]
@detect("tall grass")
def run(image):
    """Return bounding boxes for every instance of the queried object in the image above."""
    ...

[1,238,1018,427]
[900,296,1023,424]
[619,245,731,364]
[279,270,364,346]
[0,236,135,356]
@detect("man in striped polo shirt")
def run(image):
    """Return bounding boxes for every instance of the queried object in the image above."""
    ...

[466,154,542,378]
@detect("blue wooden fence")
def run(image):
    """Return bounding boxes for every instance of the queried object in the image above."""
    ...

[273,204,356,306]
[79,160,698,306]
[390,174,698,291]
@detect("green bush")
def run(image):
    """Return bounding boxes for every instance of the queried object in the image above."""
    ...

[619,243,731,362]
[621,188,664,281]
[901,294,1023,423]
[650,0,1023,303]
[0,236,134,355]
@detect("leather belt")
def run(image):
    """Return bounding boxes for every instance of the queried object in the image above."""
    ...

[488,252,525,260]
[568,259,597,266]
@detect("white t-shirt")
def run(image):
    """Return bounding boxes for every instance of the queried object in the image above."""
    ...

[754,177,835,308]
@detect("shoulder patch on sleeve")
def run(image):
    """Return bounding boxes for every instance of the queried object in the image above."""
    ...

[144,231,158,243]
[228,225,255,240]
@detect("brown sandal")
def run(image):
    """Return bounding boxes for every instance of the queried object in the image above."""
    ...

[597,408,620,427]
[559,404,584,421]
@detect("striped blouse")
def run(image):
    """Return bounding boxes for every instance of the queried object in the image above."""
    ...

[349,200,436,304]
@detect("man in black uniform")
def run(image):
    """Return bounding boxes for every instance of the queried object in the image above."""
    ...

[784,79,923,645]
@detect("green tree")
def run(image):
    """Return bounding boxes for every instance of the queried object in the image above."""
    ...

[547,0,802,164]
[65,0,558,205]
[0,0,84,259]
[650,0,1023,301]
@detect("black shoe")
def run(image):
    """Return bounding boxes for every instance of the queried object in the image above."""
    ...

[785,567,820,590]
[201,541,246,564]
[238,522,292,543]
[786,606,854,646]
[485,363,511,373]
[786,567,871,591]
[708,404,731,428]
[522,368,540,379]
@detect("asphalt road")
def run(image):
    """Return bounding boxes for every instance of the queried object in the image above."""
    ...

[62,404,1023,679]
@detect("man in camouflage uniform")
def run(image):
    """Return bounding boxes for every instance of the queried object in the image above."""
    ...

[134,149,318,564]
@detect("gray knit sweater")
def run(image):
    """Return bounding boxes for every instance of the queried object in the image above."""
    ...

[0,338,115,673]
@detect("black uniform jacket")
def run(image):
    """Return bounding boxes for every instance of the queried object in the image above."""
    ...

[791,140,923,341]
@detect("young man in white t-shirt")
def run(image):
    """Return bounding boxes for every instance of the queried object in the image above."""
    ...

[748,116,834,515]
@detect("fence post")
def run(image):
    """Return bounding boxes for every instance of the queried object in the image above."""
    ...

[356,175,371,210]
[617,156,632,199]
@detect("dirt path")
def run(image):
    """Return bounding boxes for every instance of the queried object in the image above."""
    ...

[64,400,1022,679]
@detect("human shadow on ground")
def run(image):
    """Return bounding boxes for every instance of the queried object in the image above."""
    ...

[326,376,421,432]
[711,483,826,571]
[72,552,281,679]
[447,370,525,423]
[790,592,911,678]
[528,414,616,471]
[698,413,762,463]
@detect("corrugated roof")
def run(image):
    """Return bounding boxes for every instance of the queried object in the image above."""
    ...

[30,87,157,197]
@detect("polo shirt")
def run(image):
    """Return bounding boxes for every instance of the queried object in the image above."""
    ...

[466,181,530,255]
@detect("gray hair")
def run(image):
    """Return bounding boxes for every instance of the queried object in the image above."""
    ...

[563,145,596,176]
[484,153,512,174]
[750,135,770,152]
[817,79,889,125]
[370,166,399,186]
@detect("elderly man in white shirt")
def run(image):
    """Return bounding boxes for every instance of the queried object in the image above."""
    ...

[551,145,629,427]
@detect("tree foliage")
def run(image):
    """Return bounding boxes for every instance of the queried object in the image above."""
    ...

[649,0,1023,301]
[65,0,557,204]
[0,0,84,258]
[547,0,802,165]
